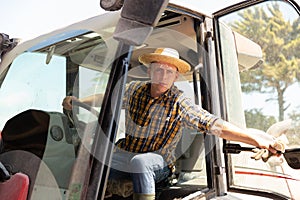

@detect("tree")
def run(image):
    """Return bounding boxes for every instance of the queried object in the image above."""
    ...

[244,109,277,131]
[231,3,300,121]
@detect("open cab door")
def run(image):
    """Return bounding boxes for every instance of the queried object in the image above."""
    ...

[213,0,300,199]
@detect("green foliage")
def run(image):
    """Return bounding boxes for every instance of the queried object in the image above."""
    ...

[244,108,277,131]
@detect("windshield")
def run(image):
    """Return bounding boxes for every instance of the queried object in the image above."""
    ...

[0,20,119,197]
[218,0,300,198]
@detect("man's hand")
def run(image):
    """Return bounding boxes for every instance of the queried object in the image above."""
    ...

[62,96,78,110]
[246,128,285,162]
[251,139,285,162]
[251,120,292,162]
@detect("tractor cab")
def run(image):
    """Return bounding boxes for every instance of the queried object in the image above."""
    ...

[0,0,299,199]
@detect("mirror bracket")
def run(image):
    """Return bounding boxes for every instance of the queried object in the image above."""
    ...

[113,0,169,46]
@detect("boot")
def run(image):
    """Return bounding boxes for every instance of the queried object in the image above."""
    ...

[133,193,155,200]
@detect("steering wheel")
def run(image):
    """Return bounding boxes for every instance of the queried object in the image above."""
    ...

[63,100,100,152]
[64,100,100,128]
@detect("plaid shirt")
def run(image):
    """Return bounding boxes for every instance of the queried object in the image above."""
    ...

[117,81,218,166]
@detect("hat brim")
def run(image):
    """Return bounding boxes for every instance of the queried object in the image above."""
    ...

[139,53,191,73]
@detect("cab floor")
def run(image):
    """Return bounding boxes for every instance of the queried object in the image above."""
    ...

[105,185,206,200]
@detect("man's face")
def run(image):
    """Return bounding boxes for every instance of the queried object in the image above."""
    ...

[149,62,179,93]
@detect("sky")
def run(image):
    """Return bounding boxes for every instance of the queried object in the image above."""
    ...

[0,0,245,41]
[1,0,104,41]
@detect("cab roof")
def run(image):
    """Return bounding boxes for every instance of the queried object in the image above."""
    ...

[169,0,243,16]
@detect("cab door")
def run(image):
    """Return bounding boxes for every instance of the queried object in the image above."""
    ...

[213,0,300,199]
[86,1,170,199]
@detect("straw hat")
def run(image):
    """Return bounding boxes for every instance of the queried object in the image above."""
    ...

[138,48,191,73]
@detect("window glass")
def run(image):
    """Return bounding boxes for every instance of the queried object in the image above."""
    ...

[0,52,66,130]
[219,1,300,198]
[0,29,117,198]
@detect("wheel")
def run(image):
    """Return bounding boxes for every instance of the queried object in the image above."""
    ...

[64,100,100,128]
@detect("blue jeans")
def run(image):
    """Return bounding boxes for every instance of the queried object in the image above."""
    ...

[109,151,170,194]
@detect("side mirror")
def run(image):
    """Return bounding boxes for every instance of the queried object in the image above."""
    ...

[100,0,124,11]
[233,31,264,71]
[0,33,18,61]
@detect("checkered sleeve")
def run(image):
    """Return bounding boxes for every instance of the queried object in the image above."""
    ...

[179,96,219,133]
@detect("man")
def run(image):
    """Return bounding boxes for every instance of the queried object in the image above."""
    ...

[62,48,283,200]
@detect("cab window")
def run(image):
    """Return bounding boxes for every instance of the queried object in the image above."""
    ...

[218,1,300,198]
